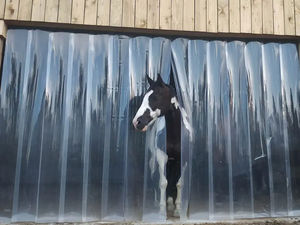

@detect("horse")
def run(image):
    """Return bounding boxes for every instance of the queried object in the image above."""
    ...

[132,72,182,217]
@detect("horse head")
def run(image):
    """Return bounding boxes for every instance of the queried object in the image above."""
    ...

[132,74,178,132]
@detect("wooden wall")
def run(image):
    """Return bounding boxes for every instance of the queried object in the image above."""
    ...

[0,0,300,37]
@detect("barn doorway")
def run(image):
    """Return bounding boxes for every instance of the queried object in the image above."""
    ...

[0,29,300,223]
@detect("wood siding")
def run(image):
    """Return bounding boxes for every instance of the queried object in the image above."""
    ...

[0,0,299,36]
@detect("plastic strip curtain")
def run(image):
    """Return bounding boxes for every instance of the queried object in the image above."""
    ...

[0,30,300,223]
[171,39,300,220]
[0,29,171,223]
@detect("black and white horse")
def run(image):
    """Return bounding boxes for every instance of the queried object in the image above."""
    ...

[132,72,182,217]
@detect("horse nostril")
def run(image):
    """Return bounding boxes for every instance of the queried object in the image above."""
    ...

[137,120,141,125]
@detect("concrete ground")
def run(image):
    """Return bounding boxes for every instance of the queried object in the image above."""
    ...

[2,217,300,225]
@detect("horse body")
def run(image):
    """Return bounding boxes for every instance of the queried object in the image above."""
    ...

[132,72,181,217]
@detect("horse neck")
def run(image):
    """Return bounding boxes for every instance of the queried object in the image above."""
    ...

[165,105,181,159]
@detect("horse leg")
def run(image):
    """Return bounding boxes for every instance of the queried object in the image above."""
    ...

[173,159,182,217]
[156,149,168,214]
[166,158,181,217]
[166,159,176,214]
[174,175,182,217]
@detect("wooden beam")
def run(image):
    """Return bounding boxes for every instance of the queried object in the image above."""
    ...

[0,20,6,74]
[0,19,7,38]
[6,19,300,41]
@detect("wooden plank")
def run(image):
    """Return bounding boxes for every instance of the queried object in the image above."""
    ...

[122,0,135,27]
[84,0,98,25]
[229,0,240,33]
[273,0,284,35]
[71,0,85,24]
[195,0,206,32]
[251,0,262,34]
[110,0,122,26]
[284,0,296,35]
[172,0,183,30]
[218,0,228,32]
[147,0,159,29]
[58,0,72,23]
[4,0,19,20]
[262,0,273,34]
[97,0,110,26]
[18,0,32,20]
[159,0,171,29]
[0,0,5,19]
[31,0,46,21]
[207,0,217,32]
[135,0,147,28]
[240,0,251,33]
[296,0,300,35]
[183,0,195,31]
[45,0,59,22]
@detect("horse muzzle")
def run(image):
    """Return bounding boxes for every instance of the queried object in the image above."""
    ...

[132,119,148,132]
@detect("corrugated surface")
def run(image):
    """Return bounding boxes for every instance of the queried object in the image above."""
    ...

[0,29,300,223]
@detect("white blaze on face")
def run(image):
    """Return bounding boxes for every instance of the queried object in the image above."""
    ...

[132,90,161,131]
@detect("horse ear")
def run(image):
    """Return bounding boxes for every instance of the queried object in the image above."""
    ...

[157,73,165,86]
[146,74,155,86]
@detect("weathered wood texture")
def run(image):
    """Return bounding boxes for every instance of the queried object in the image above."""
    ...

[0,0,299,36]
